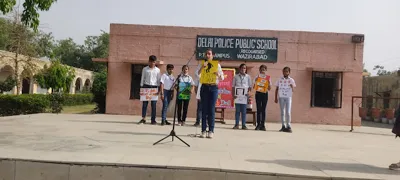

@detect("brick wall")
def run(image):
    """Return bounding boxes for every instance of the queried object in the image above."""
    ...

[105,24,364,126]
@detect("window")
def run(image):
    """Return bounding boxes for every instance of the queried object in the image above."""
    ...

[130,64,146,99]
[310,71,343,108]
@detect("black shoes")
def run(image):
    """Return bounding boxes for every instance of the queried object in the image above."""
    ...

[279,126,293,133]
[161,120,171,126]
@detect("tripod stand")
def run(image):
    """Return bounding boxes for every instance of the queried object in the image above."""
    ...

[153,51,196,147]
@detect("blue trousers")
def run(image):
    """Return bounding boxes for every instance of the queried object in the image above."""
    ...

[200,85,218,133]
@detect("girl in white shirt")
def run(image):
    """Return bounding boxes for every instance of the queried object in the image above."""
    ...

[274,66,296,133]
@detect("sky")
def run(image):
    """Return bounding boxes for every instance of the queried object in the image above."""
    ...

[33,0,400,74]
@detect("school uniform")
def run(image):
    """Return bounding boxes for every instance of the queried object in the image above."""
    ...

[139,66,161,124]
[275,76,296,130]
[232,73,252,129]
[176,74,195,125]
[160,73,175,123]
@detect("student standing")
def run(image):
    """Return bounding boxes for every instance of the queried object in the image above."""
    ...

[160,64,175,126]
[193,72,202,127]
[253,65,271,131]
[176,65,195,126]
[274,67,296,133]
[232,64,252,130]
[195,48,224,139]
[138,55,161,125]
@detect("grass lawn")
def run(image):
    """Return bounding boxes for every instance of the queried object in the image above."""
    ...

[61,104,96,114]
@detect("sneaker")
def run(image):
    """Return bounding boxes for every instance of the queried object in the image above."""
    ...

[260,126,266,131]
[165,120,171,125]
[181,121,185,126]
[242,126,248,130]
[255,125,261,130]
[279,126,286,132]
[161,121,165,126]
[194,122,200,127]
[151,121,157,125]
[232,125,239,129]
[208,132,214,139]
[200,131,207,138]
[138,119,146,124]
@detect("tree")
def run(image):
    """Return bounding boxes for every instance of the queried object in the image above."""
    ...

[373,65,395,76]
[0,76,16,93]
[4,10,40,94]
[0,0,57,32]
[91,69,107,113]
[34,60,75,93]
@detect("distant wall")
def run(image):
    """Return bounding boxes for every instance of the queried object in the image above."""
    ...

[362,74,400,109]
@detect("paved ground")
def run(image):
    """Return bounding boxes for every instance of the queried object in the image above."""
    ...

[0,113,399,180]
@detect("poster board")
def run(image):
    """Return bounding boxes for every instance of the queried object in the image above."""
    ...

[215,68,235,109]
[140,88,158,101]
[178,82,192,100]
[199,60,219,84]
[234,87,248,104]
[278,79,293,98]
[254,74,270,93]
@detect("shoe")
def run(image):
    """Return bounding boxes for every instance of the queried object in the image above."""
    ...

[242,126,248,130]
[194,122,200,127]
[200,131,206,138]
[232,125,239,129]
[151,121,157,125]
[255,125,260,130]
[284,127,293,133]
[208,132,214,139]
[161,121,165,126]
[279,126,286,132]
[138,119,146,124]
[260,126,266,131]
[165,120,171,125]
[181,121,185,126]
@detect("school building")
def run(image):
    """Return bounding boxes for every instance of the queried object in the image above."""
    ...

[94,23,364,126]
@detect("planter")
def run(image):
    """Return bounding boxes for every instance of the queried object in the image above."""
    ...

[381,118,388,124]
[374,118,381,123]
[359,107,367,119]
[385,109,395,119]
[371,108,381,119]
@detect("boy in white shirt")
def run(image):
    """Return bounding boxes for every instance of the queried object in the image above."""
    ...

[138,55,161,125]
[160,64,175,126]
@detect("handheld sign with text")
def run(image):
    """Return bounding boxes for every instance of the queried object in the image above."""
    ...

[199,60,219,84]
[216,68,235,109]
[140,88,159,101]
[254,74,270,93]
[234,86,248,105]
[278,79,293,98]
[178,82,191,100]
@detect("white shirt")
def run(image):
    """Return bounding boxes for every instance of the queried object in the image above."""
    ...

[275,76,296,98]
[178,74,195,86]
[140,66,161,87]
[160,73,175,90]
[195,62,224,84]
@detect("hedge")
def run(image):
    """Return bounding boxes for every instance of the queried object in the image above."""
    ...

[0,93,93,116]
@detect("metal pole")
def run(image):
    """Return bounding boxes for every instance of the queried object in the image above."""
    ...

[350,96,354,132]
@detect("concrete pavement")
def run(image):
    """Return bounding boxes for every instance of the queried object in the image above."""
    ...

[0,113,399,180]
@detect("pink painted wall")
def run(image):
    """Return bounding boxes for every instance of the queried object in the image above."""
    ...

[106,24,364,126]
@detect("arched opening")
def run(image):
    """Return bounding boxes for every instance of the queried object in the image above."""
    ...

[83,79,91,92]
[75,78,82,93]
[0,65,15,94]
[20,69,32,94]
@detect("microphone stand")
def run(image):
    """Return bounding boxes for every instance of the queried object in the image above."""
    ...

[153,51,197,147]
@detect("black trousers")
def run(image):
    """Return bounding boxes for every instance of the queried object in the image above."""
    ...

[177,99,190,122]
[255,92,269,127]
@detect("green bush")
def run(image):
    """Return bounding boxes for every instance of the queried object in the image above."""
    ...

[62,94,93,106]
[0,93,94,116]
[92,70,107,113]
[0,94,49,116]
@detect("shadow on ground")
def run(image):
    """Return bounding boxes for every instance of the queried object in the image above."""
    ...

[247,159,400,176]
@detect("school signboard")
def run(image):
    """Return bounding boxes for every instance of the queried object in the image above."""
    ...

[196,35,278,63]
